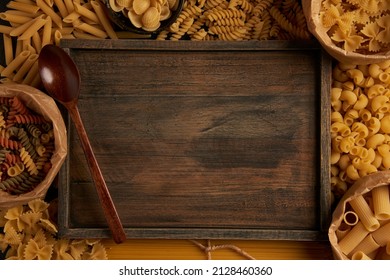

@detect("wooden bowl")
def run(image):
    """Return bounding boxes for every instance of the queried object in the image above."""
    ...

[101,0,185,35]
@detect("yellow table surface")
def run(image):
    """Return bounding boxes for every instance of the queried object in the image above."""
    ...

[102,239,334,260]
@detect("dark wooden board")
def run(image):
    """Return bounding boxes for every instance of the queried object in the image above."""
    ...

[57,39,332,240]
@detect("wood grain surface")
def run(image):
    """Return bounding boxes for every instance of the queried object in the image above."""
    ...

[58,40,331,241]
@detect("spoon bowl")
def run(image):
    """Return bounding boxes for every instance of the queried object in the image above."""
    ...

[38,44,126,244]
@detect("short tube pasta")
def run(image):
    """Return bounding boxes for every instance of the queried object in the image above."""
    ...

[338,222,370,255]
[371,222,390,246]
[349,234,380,258]
[372,185,390,220]
[344,211,359,226]
[349,195,380,231]
[1,50,30,77]
[351,251,372,260]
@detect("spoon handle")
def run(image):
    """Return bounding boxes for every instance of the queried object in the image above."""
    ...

[68,104,126,244]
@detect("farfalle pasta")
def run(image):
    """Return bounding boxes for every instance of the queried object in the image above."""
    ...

[0,198,108,260]
[318,0,390,54]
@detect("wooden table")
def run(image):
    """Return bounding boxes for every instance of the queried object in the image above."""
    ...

[102,239,334,260]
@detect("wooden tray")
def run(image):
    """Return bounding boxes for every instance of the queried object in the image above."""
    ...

[57,39,332,240]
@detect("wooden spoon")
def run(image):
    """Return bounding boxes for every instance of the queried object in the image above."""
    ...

[38,44,126,244]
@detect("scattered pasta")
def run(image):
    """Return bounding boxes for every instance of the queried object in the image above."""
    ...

[0,0,118,87]
[331,60,390,204]
[319,0,390,54]
[0,198,108,260]
[0,96,54,195]
[154,0,311,40]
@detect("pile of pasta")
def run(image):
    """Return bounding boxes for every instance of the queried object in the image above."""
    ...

[335,185,390,260]
[331,60,390,204]
[0,198,108,259]
[155,0,311,40]
[110,0,181,32]
[319,0,390,53]
[0,95,54,195]
[0,0,118,87]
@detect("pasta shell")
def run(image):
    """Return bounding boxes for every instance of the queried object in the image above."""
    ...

[167,0,178,10]
[160,5,171,20]
[109,0,124,12]
[133,0,151,15]
[116,0,133,8]
[150,0,162,13]
[142,7,160,29]
[128,9,143,28]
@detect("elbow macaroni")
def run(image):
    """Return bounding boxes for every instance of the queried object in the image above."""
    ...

[331,60,390,201]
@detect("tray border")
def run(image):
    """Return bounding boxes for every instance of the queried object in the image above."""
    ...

[57,39,332,241]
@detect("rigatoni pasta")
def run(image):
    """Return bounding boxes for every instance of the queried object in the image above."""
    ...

[332,174,390,259]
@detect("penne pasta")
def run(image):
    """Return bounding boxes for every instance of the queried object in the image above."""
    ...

[43,0,54,7]
[36,0,63,28]
[3,34,14,66]
[18,16,47,41]
[53,29,62,46]
[0,25,13,35]
[41,16,53,47]
[372,185,390,220]
[53,0,69,18]
[1,50,31,77]
[91,0,118,39]
[0,12,33,24]
[74,22,107,38]
[22,60,38,85]
[73,2,99,23]
[12,53,38,82]
[64,0,75,14]
[72,29,100,39]
[31,31,42,52]
[63,11,81,24]
[6,1,40,14]
[9,17,36,37]
[14,39,23,57]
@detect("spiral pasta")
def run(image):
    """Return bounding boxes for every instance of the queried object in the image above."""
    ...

[156,0,311,41]
[0,96,54,195]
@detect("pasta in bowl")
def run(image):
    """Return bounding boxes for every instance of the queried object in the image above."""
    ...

[329,171,390,260]
[101,0,184,34]
[302,0,390,65]
[0,84,67,209]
